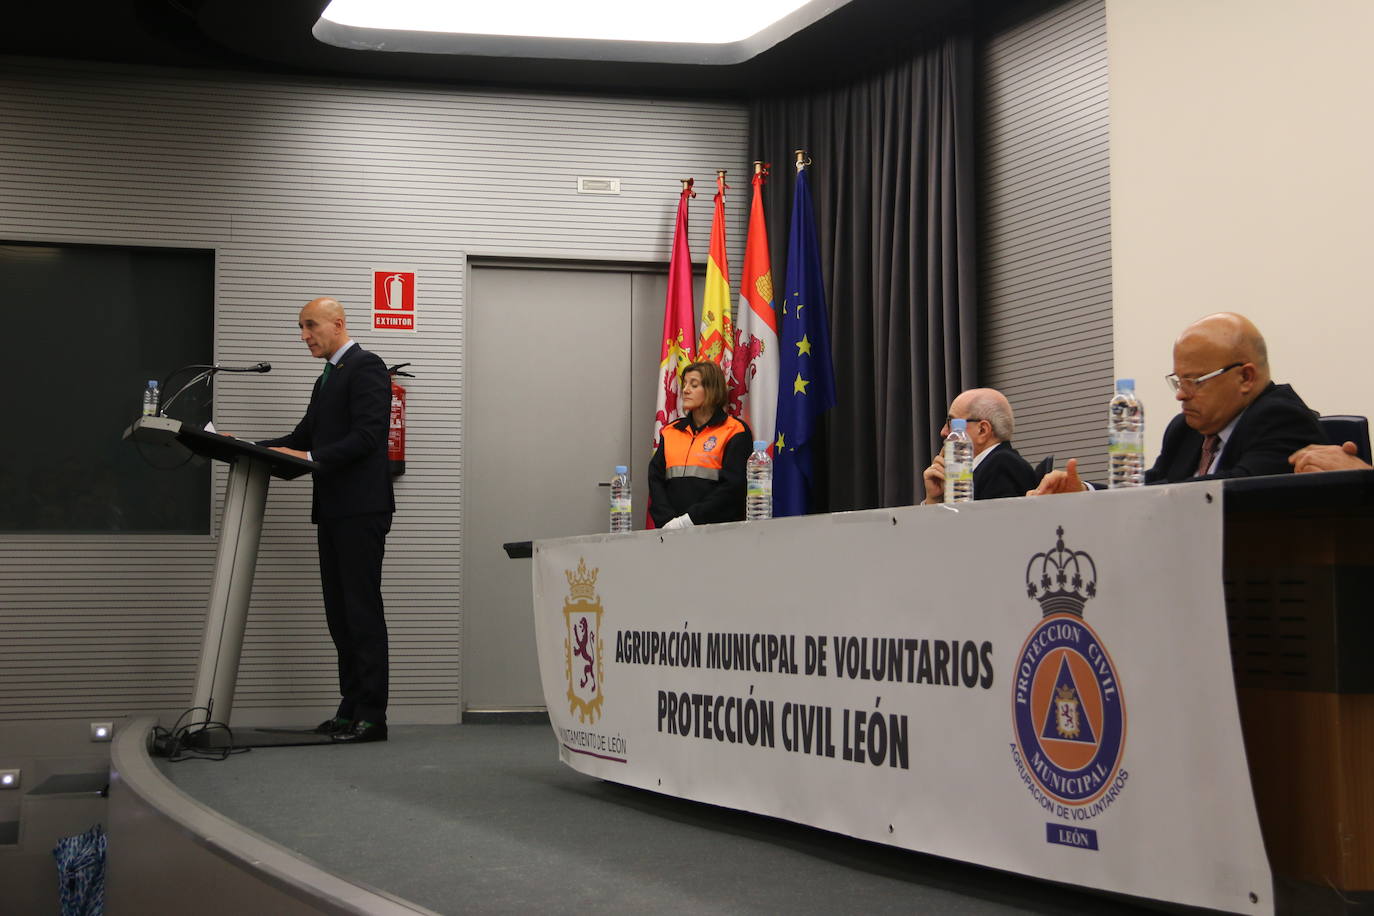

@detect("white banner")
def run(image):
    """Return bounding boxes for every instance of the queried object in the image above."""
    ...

[532,484,1272,915]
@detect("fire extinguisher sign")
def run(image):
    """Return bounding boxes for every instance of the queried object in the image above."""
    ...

[372,270,416,331]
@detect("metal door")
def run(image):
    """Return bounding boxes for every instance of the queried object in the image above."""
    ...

[463,265,679,712]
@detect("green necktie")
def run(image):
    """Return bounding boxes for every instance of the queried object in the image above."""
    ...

[321,362,333,386]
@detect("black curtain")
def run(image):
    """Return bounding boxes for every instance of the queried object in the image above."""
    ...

[749,36,978,512]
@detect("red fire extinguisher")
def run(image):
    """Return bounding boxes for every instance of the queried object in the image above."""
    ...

[387,363,414,476]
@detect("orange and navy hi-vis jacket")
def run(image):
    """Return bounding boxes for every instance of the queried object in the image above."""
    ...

[647,409,752,528]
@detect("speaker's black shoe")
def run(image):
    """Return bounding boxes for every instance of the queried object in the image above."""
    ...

[314,717,352,735]
[332,720,387,744]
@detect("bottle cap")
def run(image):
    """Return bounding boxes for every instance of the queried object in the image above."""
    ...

[1116,378,1135,391]
[951,418,967,431]
[614,465,627,474]
[753,440,767,451]
[148,379,158,387]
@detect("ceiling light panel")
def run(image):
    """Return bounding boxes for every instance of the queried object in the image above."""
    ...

[316,0,855,65]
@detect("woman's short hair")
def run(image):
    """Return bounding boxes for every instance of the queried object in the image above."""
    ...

[682,360,728,412]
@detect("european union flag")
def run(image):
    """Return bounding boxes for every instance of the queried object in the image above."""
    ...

[774,166,835,516]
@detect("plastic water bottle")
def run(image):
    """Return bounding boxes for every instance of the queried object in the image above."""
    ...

[746,440,772,521]
[142,379,160,417]
[943,419,974,503]
[609,465,632,533]
[1108,379,1145,488]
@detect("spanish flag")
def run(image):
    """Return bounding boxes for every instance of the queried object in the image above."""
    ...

[696,171,735,386]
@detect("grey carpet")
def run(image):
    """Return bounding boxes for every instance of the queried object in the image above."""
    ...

[158,724,1178,915]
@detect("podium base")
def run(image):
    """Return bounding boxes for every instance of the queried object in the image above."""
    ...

[181,726,336,751]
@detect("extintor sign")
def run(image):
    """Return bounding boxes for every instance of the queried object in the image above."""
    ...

[372,270,416,331]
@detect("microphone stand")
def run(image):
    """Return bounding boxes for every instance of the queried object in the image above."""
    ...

[159,367,217,419]
[159,363,272,419]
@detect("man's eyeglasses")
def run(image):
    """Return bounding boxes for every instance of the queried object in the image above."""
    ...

[1164,362,1244,393]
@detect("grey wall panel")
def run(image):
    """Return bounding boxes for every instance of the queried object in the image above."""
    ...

[0,56,748,724]
[979,0,1113,479]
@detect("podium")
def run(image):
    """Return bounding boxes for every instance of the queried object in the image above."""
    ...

[1222,470,1374,902]
[125,416,325,748]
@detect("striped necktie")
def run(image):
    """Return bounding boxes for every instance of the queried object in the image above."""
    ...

[1195,434,1221,477]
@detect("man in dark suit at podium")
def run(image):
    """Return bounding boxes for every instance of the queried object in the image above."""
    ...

[261,296,395,744]
[922,388,1038,502]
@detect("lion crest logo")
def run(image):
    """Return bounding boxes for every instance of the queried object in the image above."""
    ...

[563,558,606,723]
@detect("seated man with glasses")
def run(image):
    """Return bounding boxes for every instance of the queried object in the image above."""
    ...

[923,388,1037,502]
[1033,312,1322,493]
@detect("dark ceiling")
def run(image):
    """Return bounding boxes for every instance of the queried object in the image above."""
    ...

[2,0,1058,98]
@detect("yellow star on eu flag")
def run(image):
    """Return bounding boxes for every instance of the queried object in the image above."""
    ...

[775,431,786,450]
[793,373,809,395]
[796,334,812,357]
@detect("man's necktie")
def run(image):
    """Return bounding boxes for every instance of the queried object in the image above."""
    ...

[1196,434,1221,477]
[321,362,333,386]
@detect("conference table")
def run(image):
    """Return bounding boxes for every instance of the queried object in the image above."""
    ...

[523,470,1372,914]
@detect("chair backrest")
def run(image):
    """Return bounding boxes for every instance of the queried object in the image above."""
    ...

[1033,454,1055,479]
[1318,415,1372,463]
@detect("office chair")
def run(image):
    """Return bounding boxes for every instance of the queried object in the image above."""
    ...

[1033,454,1055,480]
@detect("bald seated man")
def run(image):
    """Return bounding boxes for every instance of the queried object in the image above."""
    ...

[260,297,395,744]
[923,388,1037,502]
[1034,313,1323,493]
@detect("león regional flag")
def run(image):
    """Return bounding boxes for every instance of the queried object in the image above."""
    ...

[731,163,778,451]
[652,179,697,452]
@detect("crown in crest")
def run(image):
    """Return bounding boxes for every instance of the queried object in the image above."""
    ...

[566,559,599,601]
[1025,526,1096,617]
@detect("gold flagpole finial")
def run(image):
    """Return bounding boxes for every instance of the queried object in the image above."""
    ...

[794,149,812,171]
[753,160,764,175]
[680,178,693,190]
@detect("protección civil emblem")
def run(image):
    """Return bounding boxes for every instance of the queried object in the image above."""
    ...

[1011,527,1127,816]
[563,558,605,724]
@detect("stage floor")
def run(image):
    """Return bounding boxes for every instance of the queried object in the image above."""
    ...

[157,722,1178,915]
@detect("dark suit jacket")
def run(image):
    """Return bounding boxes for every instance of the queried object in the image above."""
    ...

[974,441,1037,500]
[1145,382,1322,483]
[260,343,395,523]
